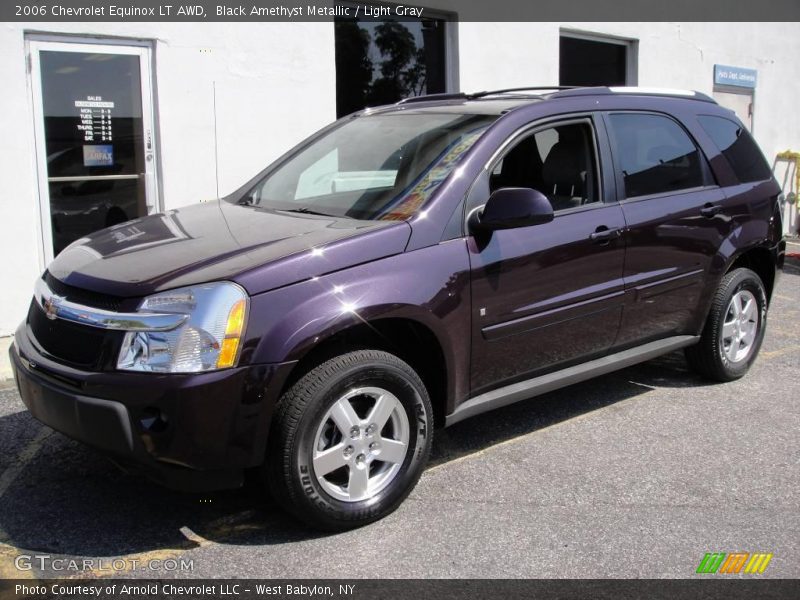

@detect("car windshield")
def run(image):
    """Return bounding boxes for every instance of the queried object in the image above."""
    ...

[240,112,498,220]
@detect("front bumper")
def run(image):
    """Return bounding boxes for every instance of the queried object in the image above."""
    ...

[11,322,295,492]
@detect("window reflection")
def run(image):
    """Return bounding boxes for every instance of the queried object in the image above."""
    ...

[39,50,147,255]
[335,8,447,117]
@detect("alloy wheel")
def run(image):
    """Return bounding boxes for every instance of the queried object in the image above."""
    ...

[721,289,759,363]
[312,387,410,502]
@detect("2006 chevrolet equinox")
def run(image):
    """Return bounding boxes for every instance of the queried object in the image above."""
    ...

[11,86,786,530]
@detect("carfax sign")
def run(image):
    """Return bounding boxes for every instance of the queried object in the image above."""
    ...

[714,64,757,88]
[82,144,114,167]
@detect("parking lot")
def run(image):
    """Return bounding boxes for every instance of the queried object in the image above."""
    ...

[0,256,798,581]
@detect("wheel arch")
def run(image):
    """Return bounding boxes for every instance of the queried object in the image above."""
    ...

[724,244,777,303]
[277,316,452,428]
[692,236,778,336]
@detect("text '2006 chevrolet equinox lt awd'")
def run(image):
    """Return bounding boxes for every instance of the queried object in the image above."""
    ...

[12,86,785,530]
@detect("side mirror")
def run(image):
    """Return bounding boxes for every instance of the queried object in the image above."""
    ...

[471,187,554,232]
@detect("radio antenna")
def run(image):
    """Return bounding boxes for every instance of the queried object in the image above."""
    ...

[212,80,220,200]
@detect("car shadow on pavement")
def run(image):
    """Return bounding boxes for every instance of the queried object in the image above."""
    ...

[429,349,713,467]
[0,349,724,571]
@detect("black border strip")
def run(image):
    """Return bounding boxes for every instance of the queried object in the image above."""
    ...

[2,0,800,22]
[2,579,800,600]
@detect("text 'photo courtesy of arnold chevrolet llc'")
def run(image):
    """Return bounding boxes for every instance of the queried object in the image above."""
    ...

[0,0,799,590]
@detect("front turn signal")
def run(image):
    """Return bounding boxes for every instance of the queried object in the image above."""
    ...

[216,298,246,368]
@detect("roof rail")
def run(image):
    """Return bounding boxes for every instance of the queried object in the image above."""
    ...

[549,86,716,103]
[395,86,717,106]
[470,86,577,98]
[396,93,469,105]
[396,86,576,105]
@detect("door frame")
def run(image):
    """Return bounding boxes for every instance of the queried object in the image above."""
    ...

[26,35,160,267]
[712,86,755,133]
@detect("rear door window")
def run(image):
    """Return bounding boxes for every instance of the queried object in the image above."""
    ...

[607,113,707,199]
[697,115,772,183]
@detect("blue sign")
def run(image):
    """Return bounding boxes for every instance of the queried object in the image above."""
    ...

[714,64,757,89]
[83,144,114,167]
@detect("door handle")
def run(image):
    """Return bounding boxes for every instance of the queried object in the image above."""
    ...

[590,226,622,244]
[700,203,722,218]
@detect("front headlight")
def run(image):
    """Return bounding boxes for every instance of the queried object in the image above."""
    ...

[117,282,248,373]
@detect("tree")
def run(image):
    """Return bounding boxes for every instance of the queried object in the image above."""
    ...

[334,21,373,117]
[368,22,426,105]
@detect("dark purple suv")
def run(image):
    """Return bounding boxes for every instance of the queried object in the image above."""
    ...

[11,86,785,530]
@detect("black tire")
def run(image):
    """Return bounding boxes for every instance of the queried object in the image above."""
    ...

[685,267,768,382]
[266,349,433,530]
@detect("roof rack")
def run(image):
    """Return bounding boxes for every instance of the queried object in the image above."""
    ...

[396,86,576,105]
[395,86,717,106]
[470,86,577,98]
[396,93,470,105]
[549,86,716,103]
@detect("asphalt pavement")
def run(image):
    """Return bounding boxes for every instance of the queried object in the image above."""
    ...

[0,257,798,580]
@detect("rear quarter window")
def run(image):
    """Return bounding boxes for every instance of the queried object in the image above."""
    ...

[697,115,772,183]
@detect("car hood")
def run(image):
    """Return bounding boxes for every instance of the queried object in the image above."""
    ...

[47,200,411,298]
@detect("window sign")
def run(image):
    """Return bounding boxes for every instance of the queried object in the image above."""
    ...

[75,96,115,142]
[82,144,114,167]
[714,65,757,89]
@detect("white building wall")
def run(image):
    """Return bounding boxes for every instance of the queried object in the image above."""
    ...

[0,25,43,340]
[0,20,798,345]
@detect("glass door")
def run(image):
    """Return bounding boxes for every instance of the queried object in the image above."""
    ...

[28,40,158,262]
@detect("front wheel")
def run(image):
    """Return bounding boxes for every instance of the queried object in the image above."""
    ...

[266,349,433,530]
[685,267,768,382]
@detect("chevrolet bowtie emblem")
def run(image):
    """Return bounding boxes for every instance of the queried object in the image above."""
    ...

[43,293,65,320]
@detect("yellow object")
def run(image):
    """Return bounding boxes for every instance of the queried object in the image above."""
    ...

[217,299,246,368]
[744,553,774,574]
[775,150,800,206]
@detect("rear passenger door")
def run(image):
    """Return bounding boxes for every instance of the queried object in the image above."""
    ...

[602,111,733,347]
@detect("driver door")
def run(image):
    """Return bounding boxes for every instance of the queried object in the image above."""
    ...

[468,117,627,394]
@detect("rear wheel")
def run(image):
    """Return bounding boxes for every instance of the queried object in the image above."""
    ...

[685,267,768,382]
[266,349,433,530]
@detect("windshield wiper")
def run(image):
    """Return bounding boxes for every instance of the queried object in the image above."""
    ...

[280,207,344,218]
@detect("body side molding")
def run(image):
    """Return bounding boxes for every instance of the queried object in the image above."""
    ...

[446,335,699,426]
